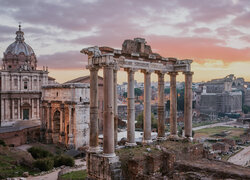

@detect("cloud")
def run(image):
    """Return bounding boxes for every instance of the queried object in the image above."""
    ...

[38,50,87,69]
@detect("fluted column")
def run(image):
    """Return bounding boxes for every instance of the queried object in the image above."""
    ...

[142,70,152,144]
[113,68,118,147]
[156,71,165,139]
[103,65,115,157]
[89,66,99,152]
[125,68,136,146]
[184,72,193,138]
[168,72,178,138]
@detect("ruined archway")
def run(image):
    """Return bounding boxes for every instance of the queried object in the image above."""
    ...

[53,110,60,143]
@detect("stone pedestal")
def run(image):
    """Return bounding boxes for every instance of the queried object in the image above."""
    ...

[169,72,178,138]
[87,152,121,180]
[184,72,193,138]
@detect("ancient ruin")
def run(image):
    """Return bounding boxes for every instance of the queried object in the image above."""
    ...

[41,83,90,149]
[81,38,194,179]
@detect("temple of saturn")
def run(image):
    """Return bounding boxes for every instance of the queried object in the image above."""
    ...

[81,38,193,179]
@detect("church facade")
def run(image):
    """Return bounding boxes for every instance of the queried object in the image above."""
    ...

[0,25,49,126]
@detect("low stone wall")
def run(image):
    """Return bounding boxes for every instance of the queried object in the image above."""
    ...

[0,126,40,146]
[87,152,121,180]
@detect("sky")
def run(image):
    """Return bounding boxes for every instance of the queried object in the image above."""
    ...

[0,0,250,83]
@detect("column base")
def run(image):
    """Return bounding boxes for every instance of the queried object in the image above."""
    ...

[88,146,101,153]
[102,152,116,158]
[157,136,166,141]
[125,142,137,147]
[142,139,153,145]
[184,136,193,142]
[167,134,179,140]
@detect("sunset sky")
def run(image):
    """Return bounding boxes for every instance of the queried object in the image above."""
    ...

[0,0,250,83]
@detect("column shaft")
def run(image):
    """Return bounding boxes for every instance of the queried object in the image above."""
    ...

[157,72,165,138]
[169,72,178,136]
[143,71,152,143]
[127,69,136,145]
[103,66,115,156]
[89,67,99,151]
[184,72,193,137]
[113,69,118,146]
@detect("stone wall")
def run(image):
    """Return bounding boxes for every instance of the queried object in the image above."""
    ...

[0,125,40,146]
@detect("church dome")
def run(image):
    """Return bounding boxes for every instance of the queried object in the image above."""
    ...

[2,25,37,71]
[4,25,35,56]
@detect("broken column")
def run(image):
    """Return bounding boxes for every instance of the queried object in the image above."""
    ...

[126,68,137,146]
[184,72,193,138]
[142,70,152,144]
[156,71,165,139]
[169,72,178,138]
[89,66,100,152]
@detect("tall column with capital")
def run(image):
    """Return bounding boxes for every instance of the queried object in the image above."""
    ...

[113,68,118,147]
[184,72,193,138]
[156,71,165,139]
[142,70,152,144]
[89,66,99,152]
[126,68,136,146]
[168,72,178,137]
[103,64,115,156]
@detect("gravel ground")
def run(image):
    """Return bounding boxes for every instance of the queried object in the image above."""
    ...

[228,146,250,167]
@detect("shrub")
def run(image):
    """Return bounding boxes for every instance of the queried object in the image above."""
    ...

[54,155,75,167]
[0,139,6,146]
[33,158,54,171]
[28,147,53,159]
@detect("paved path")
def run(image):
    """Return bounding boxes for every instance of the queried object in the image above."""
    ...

[193,120,237,131]
[228,146,250,167]
[27,159,86,180]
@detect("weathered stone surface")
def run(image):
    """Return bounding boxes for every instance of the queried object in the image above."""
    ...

[87,152,121,180]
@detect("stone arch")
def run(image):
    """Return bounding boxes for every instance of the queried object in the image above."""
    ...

[53,110,60,133]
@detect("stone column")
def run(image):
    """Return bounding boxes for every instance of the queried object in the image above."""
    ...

[126,68,136,146]
[12,99,15,120]
[183,72,193,138]
[113,68,118,147]
[103,65,115,157]
[156,71,165,139]
[168,72,178,138]
[89,66,99,152]
[37,99,40,119]
[18,99,21,120]
[142,70,152,144]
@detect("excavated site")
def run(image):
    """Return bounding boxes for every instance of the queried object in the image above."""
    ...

[116,139,250,180]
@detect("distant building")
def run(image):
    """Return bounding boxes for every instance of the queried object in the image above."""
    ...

[64,75,104,131]
[41,83,90,149]
[0,25,51,127]
[197,74,243,114]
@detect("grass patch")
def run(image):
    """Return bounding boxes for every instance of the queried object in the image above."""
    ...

[61,170,87,180]
[193,121,219,128]
[194,126,245,139]
[0,154,39,179]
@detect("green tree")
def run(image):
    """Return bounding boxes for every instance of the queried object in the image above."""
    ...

[135,112,157,130]
[123,92,127,98]
[134,88,143,97]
